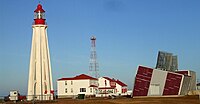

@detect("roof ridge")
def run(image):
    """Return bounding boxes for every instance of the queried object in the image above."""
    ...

[58,74,97,81]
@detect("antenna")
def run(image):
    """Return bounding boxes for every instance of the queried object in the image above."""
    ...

[89,35,99,78]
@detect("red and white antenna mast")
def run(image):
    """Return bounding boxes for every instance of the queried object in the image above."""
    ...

[89,36,99,78]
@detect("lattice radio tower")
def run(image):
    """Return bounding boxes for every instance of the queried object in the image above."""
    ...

[89,36,99,78]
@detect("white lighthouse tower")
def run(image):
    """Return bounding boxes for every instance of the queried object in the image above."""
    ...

[27,4,54,100]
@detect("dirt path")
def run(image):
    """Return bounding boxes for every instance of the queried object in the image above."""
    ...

[57,95,200,104]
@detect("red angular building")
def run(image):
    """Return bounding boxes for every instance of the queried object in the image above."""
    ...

[132,66,196,97]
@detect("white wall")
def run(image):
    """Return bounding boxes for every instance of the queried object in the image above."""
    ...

[116,83,122,94]
[148,69,167,96]
[57,79,98,97]
[98,77,127,96]
[98,77,111,88]
[188,70,197,90]
[180,75,190,95]
[57,81,65,96]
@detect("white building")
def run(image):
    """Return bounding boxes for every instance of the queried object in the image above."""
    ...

[115,79,128,95]
[98,77,127,97]
[57,74,98,98]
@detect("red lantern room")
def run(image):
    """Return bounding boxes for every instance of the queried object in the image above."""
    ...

[34,4,46,25]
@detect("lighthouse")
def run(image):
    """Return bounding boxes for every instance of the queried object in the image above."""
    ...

[27,4,54,100]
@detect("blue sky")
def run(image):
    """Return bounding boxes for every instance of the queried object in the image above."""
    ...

[0,0,200,96]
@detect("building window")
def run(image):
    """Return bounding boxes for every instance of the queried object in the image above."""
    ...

[90,88,92,93]
[65,81,67,85]
[71,88,73,93]
[71,81,73,85]
[80,88,86,92]
[65,88,67,93]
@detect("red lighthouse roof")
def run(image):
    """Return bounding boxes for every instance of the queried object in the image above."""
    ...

[34,4,45,12]
[34,3,46,25]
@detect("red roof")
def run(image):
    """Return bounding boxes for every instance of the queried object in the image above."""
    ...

[34,4,45,12]
[176,71,189,76]
[103,77,127,87]
[103,77,115,82]
[58,74,97,81]
[116,80,127,87]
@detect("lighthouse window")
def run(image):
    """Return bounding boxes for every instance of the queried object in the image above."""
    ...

[42,13,45,18]
[34,12,45,19]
